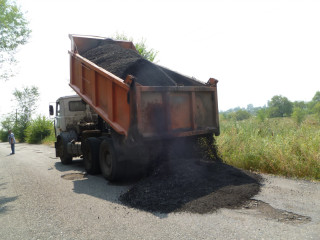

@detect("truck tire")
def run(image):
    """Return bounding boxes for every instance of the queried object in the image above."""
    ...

[99,139,122,181]
[83,137,101,174]
[58,134,73,165]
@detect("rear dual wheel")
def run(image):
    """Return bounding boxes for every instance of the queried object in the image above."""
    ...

[99,139,122,181]
[83,137,101,174]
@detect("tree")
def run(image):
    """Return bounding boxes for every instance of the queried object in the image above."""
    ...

[134,39,158,62]
[313,102,320,121]
[267,95,293,118]
[312,91,320,103]
[293,101,307,109]
[0,115,14,131]
[113,33,158,62]
[233,109,251,121]
[0,115,14,141]
[257,108,267,122]
[12,86,39,142]
[0,0,31,80]
[291,107,306,125]
[246,104,254,114]
[306,91,320,114]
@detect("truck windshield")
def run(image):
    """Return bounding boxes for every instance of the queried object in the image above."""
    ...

[69,101,86,111]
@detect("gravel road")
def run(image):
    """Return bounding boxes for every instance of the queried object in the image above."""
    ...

[0,142,319,240]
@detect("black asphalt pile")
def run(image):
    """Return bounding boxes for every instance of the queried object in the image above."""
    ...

[119,157,262,214]
[82,39,204,87]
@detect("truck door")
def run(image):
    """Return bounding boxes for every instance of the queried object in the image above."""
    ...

[55,101,62,136]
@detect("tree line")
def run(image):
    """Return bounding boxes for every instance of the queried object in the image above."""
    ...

[0,86,53,143]
[221,91,320,124]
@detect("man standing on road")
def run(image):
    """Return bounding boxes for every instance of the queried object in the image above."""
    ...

[8,130,16,155]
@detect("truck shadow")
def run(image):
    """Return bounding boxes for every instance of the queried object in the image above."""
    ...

[0,195,19,214]
[0,179,19,214]
[54,157,262,218]
[54,159,132,205]
[54,159,85,172]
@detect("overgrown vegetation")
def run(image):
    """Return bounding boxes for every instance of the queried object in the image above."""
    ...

[217,91,320,180]
[0,85,54,144]
[0,115,54,144]
[24,116,53,144]
[217,116,320,180]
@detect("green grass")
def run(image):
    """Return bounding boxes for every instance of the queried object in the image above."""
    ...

[216,115,320,180]
[41,129,55,146]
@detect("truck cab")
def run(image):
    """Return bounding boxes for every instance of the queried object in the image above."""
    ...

[50,95,98,136]
[50,95,99,164]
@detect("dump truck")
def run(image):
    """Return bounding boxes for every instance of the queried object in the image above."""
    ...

[50,34,220,181]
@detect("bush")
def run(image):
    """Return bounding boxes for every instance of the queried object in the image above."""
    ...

[313,102,320,121]
[41,129,56,146]
[0,115,14,142]
[25,116,54,144]
[257,108,267,122]
[13,120,29,143]
[233,109,251,121]
[267,95,293,118]
[292,107,307,125]
[0,129,9,142]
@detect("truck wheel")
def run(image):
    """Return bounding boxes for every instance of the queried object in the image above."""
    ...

[58,137,72,165]
[83,137,101,174]
[99,139,121,181]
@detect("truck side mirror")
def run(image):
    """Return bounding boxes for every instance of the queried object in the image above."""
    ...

[49,105,54,115]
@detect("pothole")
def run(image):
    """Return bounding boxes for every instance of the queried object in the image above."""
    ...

[61,173,87,180]
[242,199,311,224]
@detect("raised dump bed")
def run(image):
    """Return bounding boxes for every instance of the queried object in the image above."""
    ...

[69,34,219,140]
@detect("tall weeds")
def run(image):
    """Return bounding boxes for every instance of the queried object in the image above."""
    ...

[217,115,320,180]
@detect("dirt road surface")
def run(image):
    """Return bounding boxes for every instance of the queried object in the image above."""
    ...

[0,142,319,240]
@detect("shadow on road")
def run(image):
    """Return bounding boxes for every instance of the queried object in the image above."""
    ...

[54,158,132,205]
[0,196,19,214]
[0,178,19,215]
[54,159,85,172]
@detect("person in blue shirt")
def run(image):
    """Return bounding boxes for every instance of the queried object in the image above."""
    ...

[8,130,16,155]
